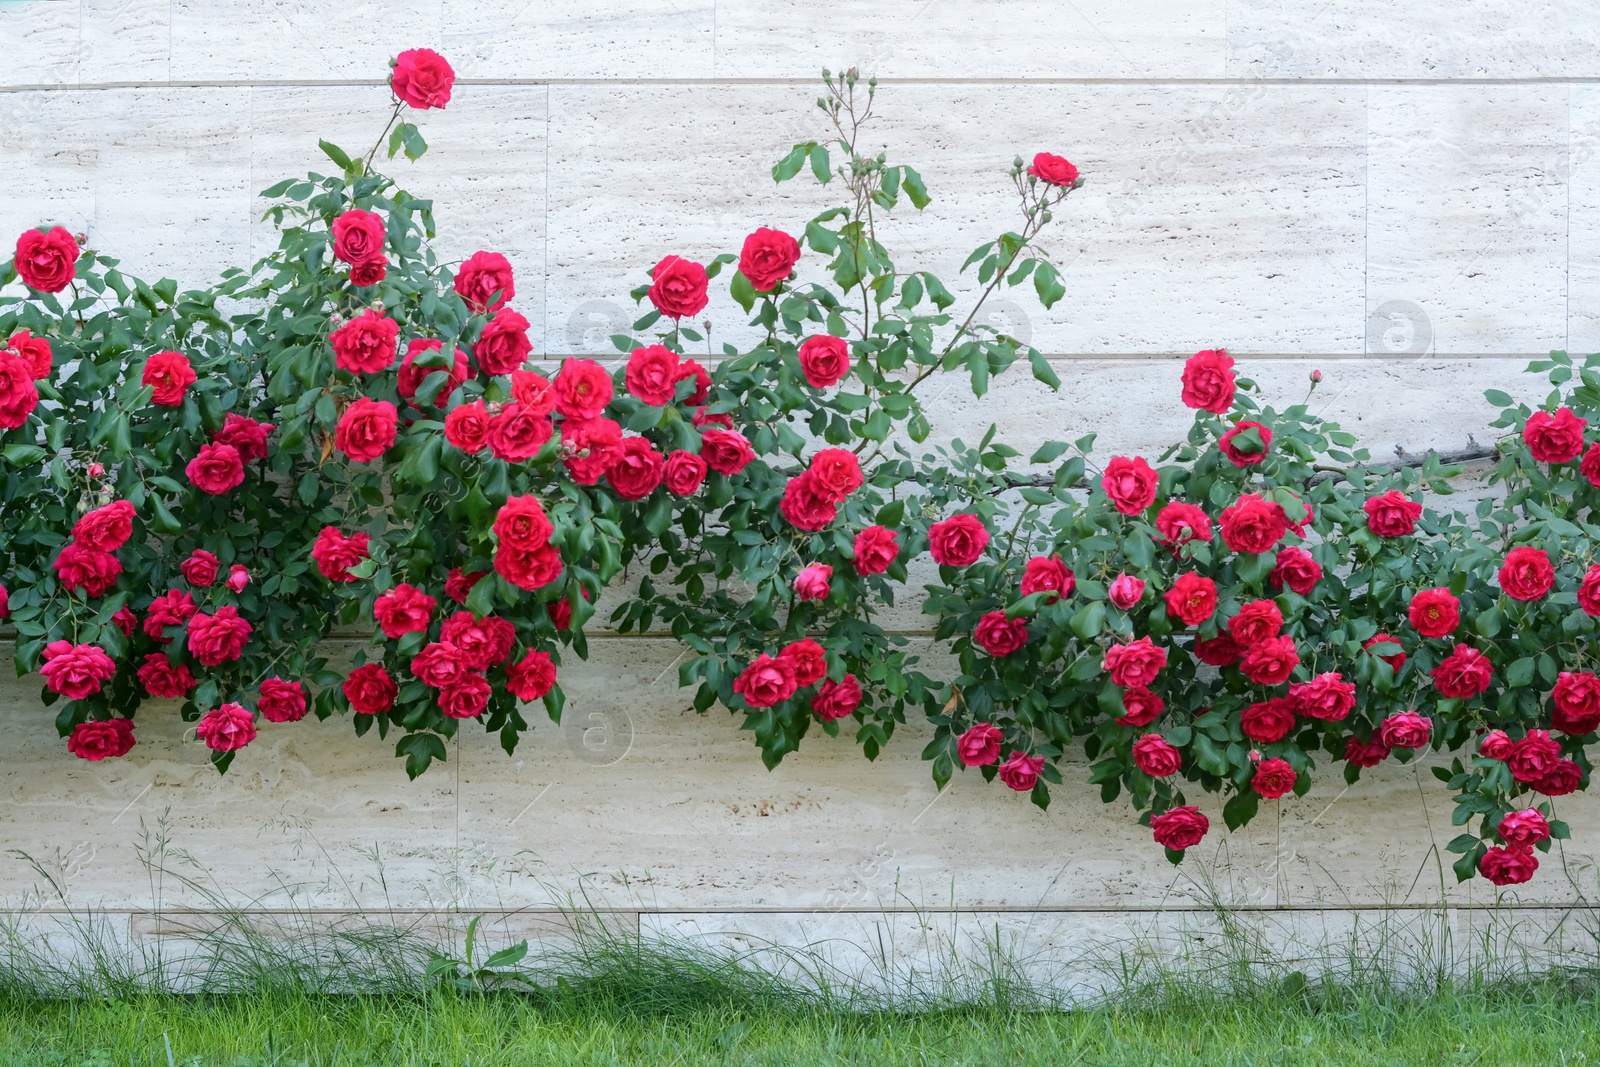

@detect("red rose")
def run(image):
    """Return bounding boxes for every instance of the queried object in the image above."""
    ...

[0,353,39,429]
[40,641,116,699]
[1582,565,1600,616]
[561,416,623,485]
[1407,587,1460,638]
[1364,490,1422,537]
[929,514,990,567]
[998,751,1045,791]
[350,257,386,287]
[411,640,467,688]
[1220,494,1287,556]
[334,398,397,463]
[974,611,1029,657]
[186,442,245,495]
[1101,456,1158,515]
[397,339,468,407]
[1164,572,1217,626]
[1583,443,1600,488]
[8,329,53,378]
[693,406,733,429]
[1431,643,1493,698]
[545,585,590,630]
[512,370,556,415]
[1524,407,1587,463]
[1219,421,1272,467]
[1499,809,1550,849]
[812,675,862,721]
[1363,633,1406,671]
[186,606,252,666]
[1534,759,1582,796]
[1509,729,1562,783]
[1498,546,1554,601]
[72,500,135,553]
[1108,573,1146,610]
[441,612,514,671]
[14,226,79,291]
[1379,712,1431,750]
[607,437,666,500]
[1252,757,1297,799]
[473,307,532,375]
[1117,686,1164,726]
[454,250,515,312]
[213,413,273,461]
[1156,502,1211,549]
[195,702,255,752]
[137,653,195,698]
[625,344,679,406]
[67,718,136,761]
[670,360,710,407]
[793,563,832,601]
[507,650,557,701]
[446,568,488,604]
[664,450,707,495]
[1241,697,1296,743]
[445,399,492,453]
[1026,153,1079,187]
[1133,734,1182,777]
[1150,806,1209,851]
[779,472,837,530]
[143,589,198,642]
[141,350,196,406]
[258,678,308,723]
[1552,671,1600,735]
[1288,672,1355,721]
[1344,736,1391,767]
[1479,847,1538,886]
[112,606,137,636]
[488,403,554,462]
[391,46,454,108]
[493,495,553,553]
[181,549,219,587]
[1180,348,1234,414]
[808,449,864,503]
[700,428,756,476]
[798,335,851,388]
[1269,546,1322,596]
[739,227,801,291]
[332,208,385,266]
[1479,729,1514,760]
[344,663,397,715]
[733,653,798,708]
[1227,599,1282,647]
[374,583,437,639]
[495,542,563,591]
[1021,555,1074,601]
[1193,634,1241,666]
[439,673,492,719]
[957,722,1004,766]
[54,544,121,597]
[647,255,708,319]
[553,358,614,421]
[312,527,370,582]
[1103,636,1168,687]
[1240,634,1298,685]
[853,525,899,576]
[780,638,827,687]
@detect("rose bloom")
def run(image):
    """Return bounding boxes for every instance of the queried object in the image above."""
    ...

[454,250,515,312]
[675,360,711,406]
[311,527,370,582]
[1524,407,1587,463]
[186,442,245,495]
[561,416,625,485]
[694,406,731,427]
[438,673,493,719]
[1289,672,1356,721]
[1156,502,1211,549]
[1240,634,1299,685]
[143,589,198,642]
[112,607,136,637]
[446,568,488,604]
[648,255,709,319]
[1193,634,1242,666]
[552,358,614,420]
[700,428,756,476]
[779,639,827,687]
[41,641,117,699]
[853,525,899,576]
[1583,442,1600,488]
[1180,348,1235,414]
[1103,636,1168,687]
[1150,806,1209,851]
[441,612,515,670]
[397,339,468,407]
[1508,730,1562,784]
[1479,847,1539,887]
[506,650,557,701]
[958,722,1004,766]
[1364,633,1407,671]
[257,678,308,723]
[186,606,252,666]
[929,514,990,567]
[374,583,437,639]
[1133,734,1182,778]
[1408,587,1460,638]
[1581,565,1600,616]
[344,663,398,715]
[1534,759,1583,796]
[350,256,386,287]
[545,585,591,630]
[213,412,274,461]
[391,47,454,109]
[793,563,833,602]
[1220,494,1288,555]
[197,702,257,752]
[14,226,79,291]
[1219,420,1272,467]
[998,751,1046,792]
[1269,546,1322,596]
[1498,546,1554,601]
[1021,555,1074,601]
[411,640,467,689]
[798,335,851,388]
[809,448,864,503]
[607,437,667,500]
[487,403,554,462]
[332,208,385,266]
[974,611,1029,657]
[1432,644,1493,698]
[1252,757,1297,799]
[1479,729,1515,760]
[335,398,398,463]
[181,548,219,587]
[495,542,563,591]
[732,653,798,708]
[779,472,838,531]
[512,369,556,415]
[0,352,39,429]
[9,329,53,379]
[72,499,135,553]
[740,227,801,291]
[1101,455,1159,515]
[475,307,533,375]
[664,450,708,495]
[1344,736,1391,768]
[1281,491,1314,536]
[1227,599,1283,647]
[445,399,493,452]
[1108,573,1146,610]
[1117,685,1164,726]
[494,494,559,554]
[1552,671,1600,735]
[1364,490,1423,537]
[625,344,679,406]
[54,544,122,597]
[330,309,399,374]
[812,675,863,722]
[1026,152,1079,186]
[142,350,197,406]
[1379,711,1431,750]
[67,719,136,761]
[1241,697,1296,743]
[1499,809,1551,849]
[1164,572,1217,626]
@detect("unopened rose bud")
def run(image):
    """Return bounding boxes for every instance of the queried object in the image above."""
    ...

[225,564,249,593]
[74,233,88,246]
[88,463,104,477]
[1310,369,1323,383]
[1249,749,1262,762]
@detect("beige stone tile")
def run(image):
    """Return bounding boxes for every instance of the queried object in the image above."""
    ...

[442,0,716,79]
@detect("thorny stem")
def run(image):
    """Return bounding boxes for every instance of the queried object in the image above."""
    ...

[363,100,405,174]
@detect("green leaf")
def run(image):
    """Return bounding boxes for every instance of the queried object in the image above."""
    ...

[1033,261,1066,309]
[808,143,831,184]
[902,166,930,209]
[319,139,353,171]
[1030,441,1069,465]
[1028,349,1061,390]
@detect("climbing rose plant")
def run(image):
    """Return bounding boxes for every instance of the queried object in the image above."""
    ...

[0,59,1590,890]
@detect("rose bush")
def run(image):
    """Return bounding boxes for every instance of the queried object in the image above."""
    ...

[0,62,1590,889]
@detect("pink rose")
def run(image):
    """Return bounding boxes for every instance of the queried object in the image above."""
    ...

[808,449,864,503]
[391,47,455,109]
[445,400,492,453]
[648,255,709,319]
[1479,847,1538,886]
[71,500,135,553]
[1117,686,1164,726]
[512,369,556,415]
[454,250,515,312]
[67,718,136,761]
[197,702,257,752]
[213,413,274,461]
[494,542,563,591]
[1498,809,1550,849]
[1218,420,1272,467]
[1103,636,1167,687]
[1108,573,1145,611]
[1364,490,1423,537]
[606,437,666,500]
[332,209,386,267]
[225,564,249,592]
[181,550,219,587]
[779,472,838,531]
[1508,730,1561,784]
[739,227,801,291]
[1378,711,1431,750]
[1552,671,1600,735]
[1133,734,1182,778]
[1239,634,1299,685]
[1150,806,1209,851]
[1431,644,1493,698]
[143,589,197,642]
[853,525,900,576]
[733,653,798,708]
[1241,697,1296,743]
[812,675,862,721]
[1180,348,1234,414]
[793,563,833,602]
[54,544,121,597]
[1021,555,1074,601]
[957,722,1003,766]
[700,429,755,475]
[1269,546,1322,596]
[186,606,252,666]
[1220,494,1288,555]
[474,307,532,375]
[441,612,515,671]
[1227,599,1283,647]
[664,450,707,495]
[779,639,827,687]
[1101,456,1159,516]
[40,641,116,699]
[998,751,1045,791]
[1288,672,1355,721]
[1524,407,1587,464]
[487,403,554,462]
[1479,729,1514,760]
[1498,546,1554,601]
[439,673,492,719]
